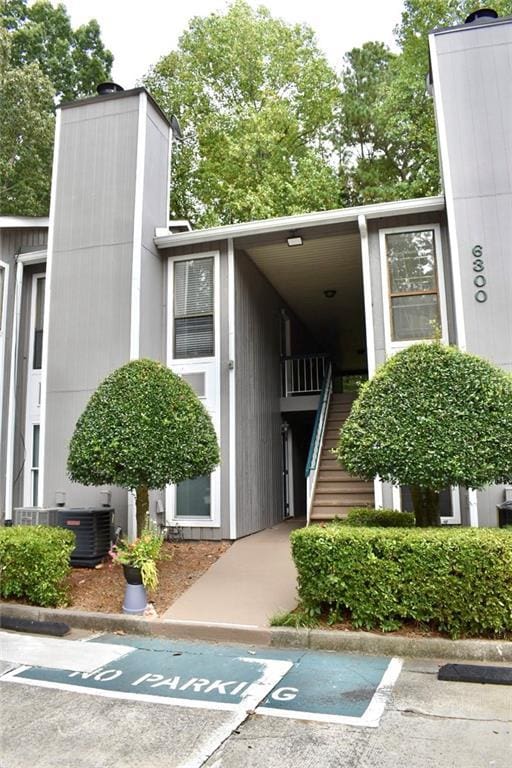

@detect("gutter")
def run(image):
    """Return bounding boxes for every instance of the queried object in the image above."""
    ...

[154,196,446,250]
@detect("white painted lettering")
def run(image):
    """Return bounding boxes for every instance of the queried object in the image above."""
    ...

[177,678,210,693]
[94,669,123,682]
[204,680,239,695]
[271,687,299,702]
[150,676,182,690]
[229,682,249,696]
[131,673,164,687]
[68,668,104,679]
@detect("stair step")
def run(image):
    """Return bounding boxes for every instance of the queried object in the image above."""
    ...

[315,483,373,494]
[312,495,374,507]
[310,509,349,520]
[317,470,357,481]
[331,393,356,402]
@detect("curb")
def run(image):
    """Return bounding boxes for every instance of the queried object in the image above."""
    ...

[1,603,511,662]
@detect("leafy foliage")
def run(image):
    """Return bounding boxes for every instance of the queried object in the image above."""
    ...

[0,30,54,215]
[291,525,512,638]
[2,0,113,100]
[67,359,220,535]
[0,0,112,215]
[336,343,512,521]
[144,0,342,226]
[111,527,164,591]
[345,508,416,527]
[0,526,75,607]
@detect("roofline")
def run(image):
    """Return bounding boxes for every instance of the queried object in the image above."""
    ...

[0,216,49,228]
[430,13,512,37]
[59,87,171,128]
[155,196,446,250]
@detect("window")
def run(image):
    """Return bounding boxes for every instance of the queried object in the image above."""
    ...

[0,265,5,332]
[174,258,214,358]
[385,229,441,342]
[33,276,45,369]
[31,424,40,506]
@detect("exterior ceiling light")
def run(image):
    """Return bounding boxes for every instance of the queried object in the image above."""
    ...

[287,233,303,247]
[324,289,336,299]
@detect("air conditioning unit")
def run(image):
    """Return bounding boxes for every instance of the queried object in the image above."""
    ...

[13,507,60,526]
[57,508,114,567]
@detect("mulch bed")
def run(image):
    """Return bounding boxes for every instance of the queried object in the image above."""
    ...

[68,540,230,615]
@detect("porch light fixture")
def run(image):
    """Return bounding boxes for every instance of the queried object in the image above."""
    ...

[324,289,336,299]
[287,232,303,247]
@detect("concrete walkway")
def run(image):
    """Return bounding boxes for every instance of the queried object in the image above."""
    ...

[162,518,303,627]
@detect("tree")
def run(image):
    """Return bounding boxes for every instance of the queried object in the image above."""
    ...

[143,0,342,226]
[336,343,512,526]
[0,30,54,215]
[2,0,113,100]
[339,0,512,206]
[67,359,220,537]
[1,0,113,215]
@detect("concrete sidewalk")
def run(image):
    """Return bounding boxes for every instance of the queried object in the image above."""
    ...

[162,518,303,627]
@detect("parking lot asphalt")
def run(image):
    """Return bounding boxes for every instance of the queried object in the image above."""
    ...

[1,631,511,767]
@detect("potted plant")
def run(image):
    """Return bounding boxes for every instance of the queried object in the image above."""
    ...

[110,527,164,614]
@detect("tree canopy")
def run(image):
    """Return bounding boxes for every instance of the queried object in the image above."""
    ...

[0,0,112,215]
[144,0,342,226]
[336,342,512,525]
[67,359,220,536]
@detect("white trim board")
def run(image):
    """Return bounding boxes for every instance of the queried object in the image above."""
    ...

[155,197,446,250]
[165,251,222,528]
[227,238,237,539]
[379,223,449,354]
[39,108,62,507]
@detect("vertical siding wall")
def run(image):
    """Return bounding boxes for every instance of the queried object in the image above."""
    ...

[235,250,283,537]
[43,91,169,529]
[0,229,47,517]
[431,18,512,524]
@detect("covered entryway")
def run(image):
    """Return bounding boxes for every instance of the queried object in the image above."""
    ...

[235,220,372,523]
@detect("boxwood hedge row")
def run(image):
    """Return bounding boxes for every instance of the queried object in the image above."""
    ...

[0,526,75,607]
[291,526,512,638]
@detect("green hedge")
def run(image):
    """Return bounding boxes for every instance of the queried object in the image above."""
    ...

[345,508,415,527]
[291,526,512,638]
[0,526,75,607]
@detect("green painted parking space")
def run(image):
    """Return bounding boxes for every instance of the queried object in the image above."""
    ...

[1,634,402,727]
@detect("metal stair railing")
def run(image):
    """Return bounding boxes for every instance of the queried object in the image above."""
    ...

[305,361,333,525]
[281,353,328,397]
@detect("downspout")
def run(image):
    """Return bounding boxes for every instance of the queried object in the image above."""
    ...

[358,214,383,509]
[4,256,24,521]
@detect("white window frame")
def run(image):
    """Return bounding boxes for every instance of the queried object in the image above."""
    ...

[0,261,9,449]
[165,251,221,528]
[379,224,449,353]
[24,272,46,506]
[380,225,459,524]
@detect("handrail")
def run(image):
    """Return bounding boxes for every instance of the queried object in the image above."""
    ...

[281,353,328,396]
[305,362,332,525]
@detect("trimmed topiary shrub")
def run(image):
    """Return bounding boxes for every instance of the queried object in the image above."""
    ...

[336,342,512,526]
[67,359,220,536]
[291,525,512,638]
[0,526,75,607]
[345,507,415,527]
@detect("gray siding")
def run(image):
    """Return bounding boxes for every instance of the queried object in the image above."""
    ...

[235,250,283,538]
[431,18,512,524]
[0,228,47,519]
[43,91,169,531]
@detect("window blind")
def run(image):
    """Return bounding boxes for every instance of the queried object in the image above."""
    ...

[174,258,214,358]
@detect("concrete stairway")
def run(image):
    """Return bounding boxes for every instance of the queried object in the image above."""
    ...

[310,392,374,522]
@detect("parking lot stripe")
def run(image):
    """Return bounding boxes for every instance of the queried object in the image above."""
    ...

[257,657,403,727]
